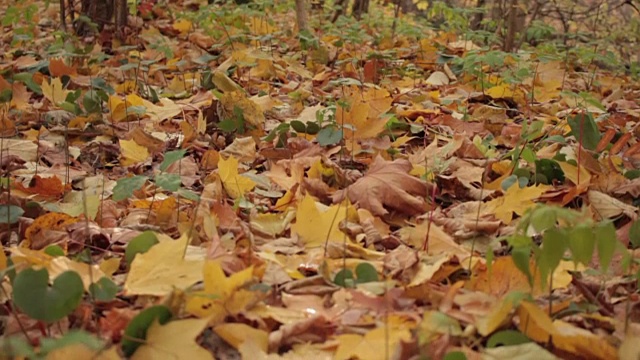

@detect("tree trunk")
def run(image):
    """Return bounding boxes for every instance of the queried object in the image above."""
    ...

[115,0,127,29]
[470,0,486,30]
[331,0,348,22]
[352,0,370,20]
[503,0,518,52]
[295,0,309,33]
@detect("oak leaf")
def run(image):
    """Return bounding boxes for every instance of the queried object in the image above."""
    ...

[333,156,430,216]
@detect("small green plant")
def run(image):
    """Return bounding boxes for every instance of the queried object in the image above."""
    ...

[264,104,343,147]
[112,149,200,202]
[2,2,39,45]
[507,205,627,293]
[333,262,379,288]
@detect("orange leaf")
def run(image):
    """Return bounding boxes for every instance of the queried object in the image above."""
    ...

[14,175,69,200]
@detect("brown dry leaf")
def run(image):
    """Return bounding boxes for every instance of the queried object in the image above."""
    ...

[333,156,431,216]
[48,58,77,77]
[128,127,165,154]
[14,175,69,200]
[587,190,637,220]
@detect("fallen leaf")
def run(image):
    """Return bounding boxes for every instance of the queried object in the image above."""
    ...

[291,194,353,247]
[333,156,430,216]
[119,139,150,166]
[482,184,550,224]
[219,155,256,199]
[131,318,214,360]
[124,233,204,296]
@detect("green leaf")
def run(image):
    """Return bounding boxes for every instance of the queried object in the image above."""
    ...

[529,206,557,233]
[317,126,343,146]
[501,175,518,191]
[535,159,564,184]
[355,262,378,283]
[290,120,306,133]
[537,228,567,288]
[624,170,640,180]
[159,149,187,172]
[0,205,24,224]
[567,112,600,151]
[486,330,531,348]
[125,231,159,265]
[88,277,118,302]
[112,176,148,201]
[155,173,181,192]
[44,245,65,257]
[520,146,536,163]
[629,220,640,249]
[334,268,354,288]
[511,246,533,286]
[66,89,82,103]
[306,122,320,135]
[595,222,616,273]
[13,72,41,94]
[567,224,596,266]
[12,268,84,323]
[40,330,105,354]
[443,351,467,360]
[122,305,172,357]
[177,188,200,201]
[0,89,12,103]
[83,92,101,114]
[0,336,35,358]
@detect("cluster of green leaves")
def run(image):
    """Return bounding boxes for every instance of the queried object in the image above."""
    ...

[265,105,343,147]
[334,262,379,288]
[1,1,39,45]
[112,149,199,202]
[0,256,118,356]
[504,205,627,291]
[496,111,640,191]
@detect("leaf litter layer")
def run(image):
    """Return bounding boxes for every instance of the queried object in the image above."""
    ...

[0,0,640,359]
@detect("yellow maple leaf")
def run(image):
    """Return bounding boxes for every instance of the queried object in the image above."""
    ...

[517,301,617,359]
[108,94,146,123]
[335,315,414,360]
[42,77,71,106]
[119,139,149,166]
[214,323,269,352]
[185,261,258,324]
[291,194,354,247]
[124,233,204,296]
[47,344,120,360]
[131,318,213,360]
[219,156,256,199]
[172,19,193,35]
[482,184,550,224]
[485,84,514,99]
[337,87,392,153]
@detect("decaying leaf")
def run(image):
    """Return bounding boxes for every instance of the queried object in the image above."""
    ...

[333,156,431,216]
